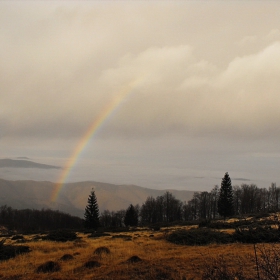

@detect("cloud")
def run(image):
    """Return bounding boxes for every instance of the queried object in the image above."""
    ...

[100,42,280,140]
[233,178,251,182]
[1,3,280,144]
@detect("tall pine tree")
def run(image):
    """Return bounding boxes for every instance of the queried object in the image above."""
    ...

[218,172,234,220]
[84,189,100,230]
[124,204,138,227]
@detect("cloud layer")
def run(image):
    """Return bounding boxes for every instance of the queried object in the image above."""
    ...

[1,2,280,190]
[1,2,280,143]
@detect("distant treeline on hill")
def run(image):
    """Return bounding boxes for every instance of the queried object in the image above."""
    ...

[1,182,280,232]
[98,183,280,228]
[183,183,280,221]
[0,206,83,232]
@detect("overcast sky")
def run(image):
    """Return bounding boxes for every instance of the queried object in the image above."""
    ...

[1,1,280,191]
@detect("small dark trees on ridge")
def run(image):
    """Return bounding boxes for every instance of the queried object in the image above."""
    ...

[218,172,234,220]
[84,189,100,230]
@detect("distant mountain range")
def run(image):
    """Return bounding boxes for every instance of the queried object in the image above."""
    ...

[0,158,60,169]
[0,178,195,218]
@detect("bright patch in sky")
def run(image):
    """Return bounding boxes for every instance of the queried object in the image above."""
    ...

[1,1,280,191]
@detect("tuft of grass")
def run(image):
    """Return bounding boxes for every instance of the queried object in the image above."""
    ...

[83,260,101,268]
[126,255,142,263]
[60,254,74,261]
[36,261,61,273]
[94,246,111,256]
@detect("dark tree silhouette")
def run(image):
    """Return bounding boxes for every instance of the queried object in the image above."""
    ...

[84,189,100,230]
[124,204,138,227]
[218,172,234,219]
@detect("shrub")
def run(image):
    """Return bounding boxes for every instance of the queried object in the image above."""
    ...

[60,254,74,261]
[233,226,280,243]
[0,238,5,248]
[257,244,280,280]
[126,255,142,263]
[202,255,252,280]
[36,261,61,273]
[0,244,30,260]
[106,227,130,233]
[111,234,131,239]
[11,235,24,240]
[43,230,77,242]
[88,232,111,238]
[166,228,233,246]
[198,219,211,228]
[94,246,110,256]
[83,260,101,268]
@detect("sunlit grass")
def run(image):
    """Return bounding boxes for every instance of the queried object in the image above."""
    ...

[0,228,259,279]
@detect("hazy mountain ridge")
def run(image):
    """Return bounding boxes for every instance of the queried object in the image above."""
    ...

[0,178,195,218]
[0,159,60,169]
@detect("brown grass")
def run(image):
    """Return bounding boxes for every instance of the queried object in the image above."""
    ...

[0,229,260,279]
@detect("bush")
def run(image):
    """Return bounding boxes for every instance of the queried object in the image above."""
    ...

[60,254,74,261]
[83,260,101,268]
[94,246,110,256]
[0,244,30,260]
[150,225,161,231]
[126,255,142,263]
[43,230,78,242]
[166,228,233,245]
[198,219,211,228]
[36,261,61,273]
[88,232,111,238]
[202,255,253,280]
[107,227,130,233]
[257,244,280,280]
[233,226,280,243]
[11,235,24,240]
[112,234,131,239]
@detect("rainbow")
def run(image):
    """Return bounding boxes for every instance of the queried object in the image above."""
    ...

[51,78,143,202]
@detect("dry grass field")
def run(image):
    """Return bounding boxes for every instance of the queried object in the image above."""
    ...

[0,227,262,280]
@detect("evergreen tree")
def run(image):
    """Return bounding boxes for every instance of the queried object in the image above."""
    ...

[218,172,234,220]
[124,204,138,227]
[84,189,100,230]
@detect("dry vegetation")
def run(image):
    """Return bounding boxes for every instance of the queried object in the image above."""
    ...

[0,227,263,280]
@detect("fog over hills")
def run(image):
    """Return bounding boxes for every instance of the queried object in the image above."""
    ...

[0,178,195,218]
[0,158,60,169]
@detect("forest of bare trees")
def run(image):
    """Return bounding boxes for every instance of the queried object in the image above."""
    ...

[99,182,280,228]
[1,180,280,232]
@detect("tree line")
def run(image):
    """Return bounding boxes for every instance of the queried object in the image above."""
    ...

[85,173,280,229]
[0,206,83,232]
[1,172,279,232]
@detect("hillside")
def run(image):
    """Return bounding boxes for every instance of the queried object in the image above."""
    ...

[0,178,195,217]
[0,158,60,169]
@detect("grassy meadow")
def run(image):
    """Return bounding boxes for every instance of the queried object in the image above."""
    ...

[0,226,262,280]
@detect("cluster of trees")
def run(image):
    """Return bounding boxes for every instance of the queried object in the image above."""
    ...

[1,172,279,232]
[84,173,280,230]
[185,183,280,221]
[84,189,140,229]
[0,206,83,232]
